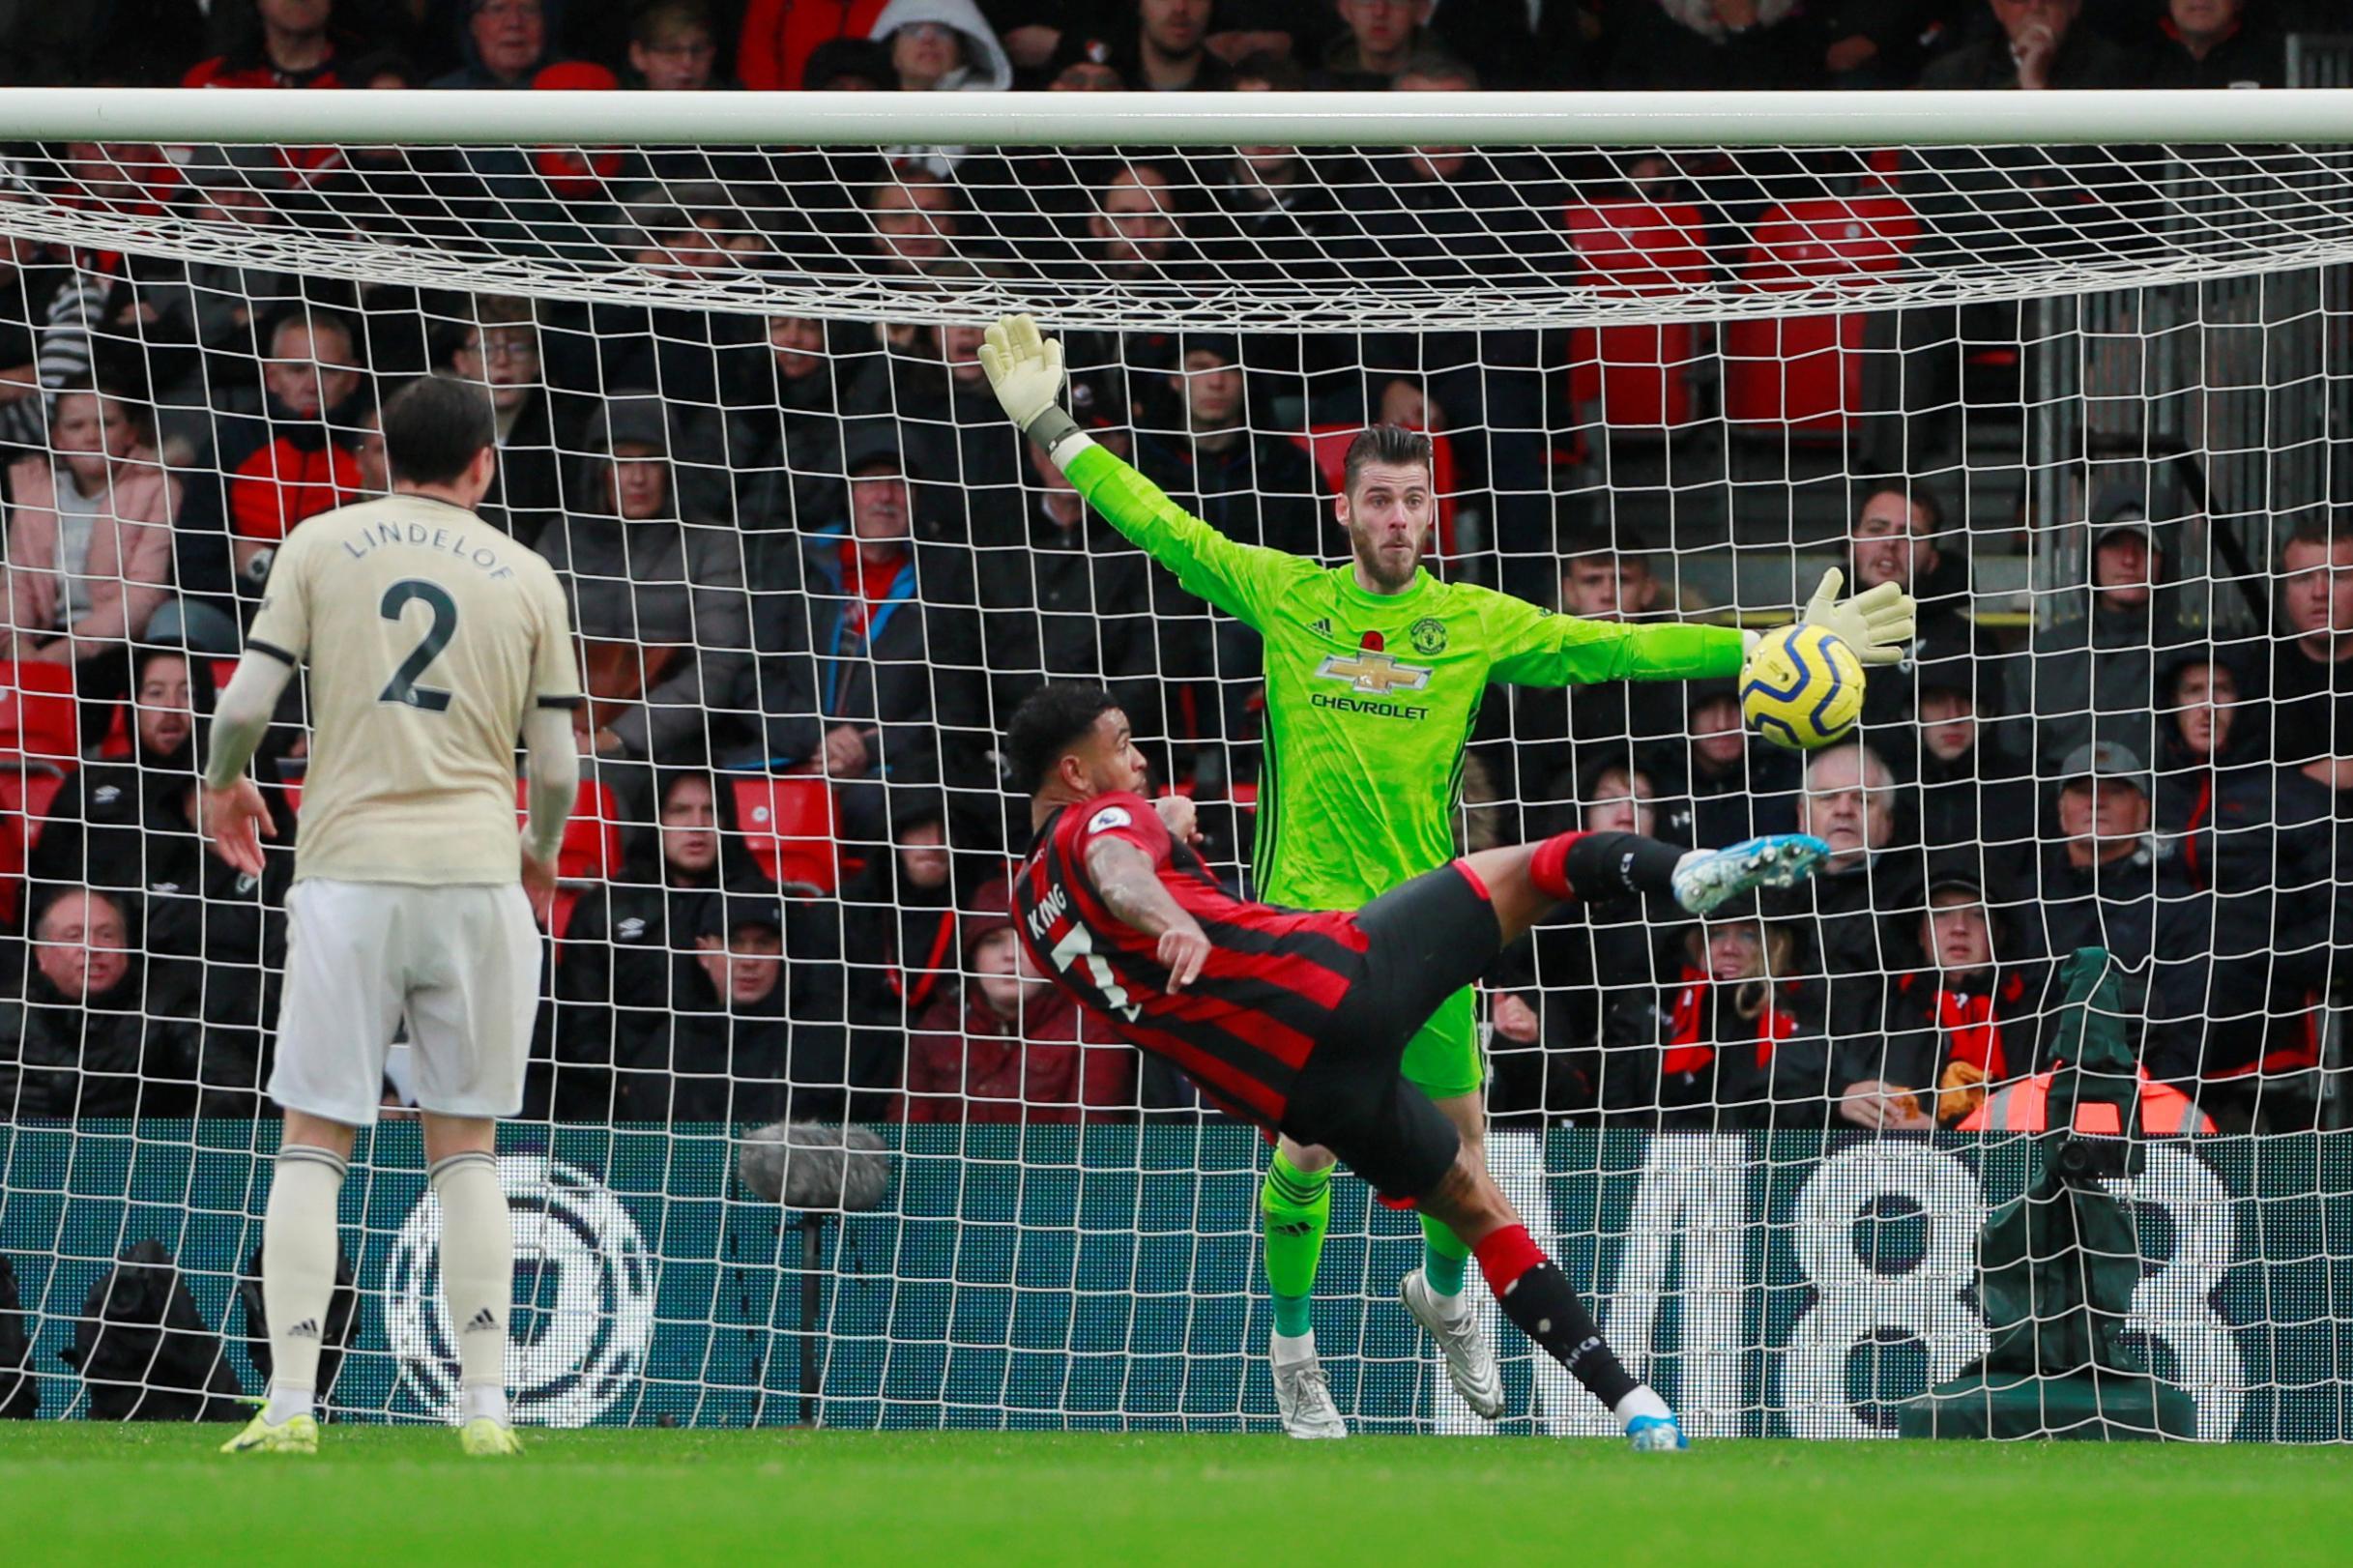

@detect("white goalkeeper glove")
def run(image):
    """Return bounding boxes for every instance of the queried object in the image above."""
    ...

[977,313,1083,454]
[1795,567,1916,667]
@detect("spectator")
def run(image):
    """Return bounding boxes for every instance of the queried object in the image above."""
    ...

[1133,332,1322,769]
[1604,0,1824,92]
[430,0,564,87]
[1086,162,1202,286]
[872,0,1012,91]
[28,646,212,900]
[838,785,959,1072]
[866,168,967,280]
[902,879,1135,1122]
[2143,0,2281,89]
[442,296,564,549]
[2,381,178,677]
[1040,31,1124,90]
[543,394,753,763]
[614,885,868,1123]
[1770,740,1922,1098]
[1816,0,1945,87]
[747,431,984,843]
[1514,526,1671,795]
[2269,513,2353,768]
[0,179,114,453]
[1321,0,1435,89]
[0,888,198,1118]
[625,0,722,89]
[183,0,345,89]
[544,768,752,1118]
[732,313,853,535]
[1671,680,1800,847]
[973,432,1167,783]
[2009,489,2197,769]
[1919,0,2136,89]
[2029,740,2219,1085]
[1846,482,2004,749]
[1502,758,1693,1119]
[1843,861,2053,1132]
[1599,906,1817,1130]
[2155,652,2261,847]
[837,320,1025,520]
[1126,0,1230,90]
[796,33,894,91]
[145,777,295,1115]
[737,0,890,90]
[1910,640,2037,887]
[179,307,366,611]
[1195,53,1352,285]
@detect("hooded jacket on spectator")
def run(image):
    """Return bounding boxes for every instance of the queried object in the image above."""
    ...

[542,394,752,763]
[28,647,217,902]
[869,0,1012,91]
[176,379,367,605]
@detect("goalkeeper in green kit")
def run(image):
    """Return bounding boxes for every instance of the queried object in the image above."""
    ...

[980,316,1915,1437]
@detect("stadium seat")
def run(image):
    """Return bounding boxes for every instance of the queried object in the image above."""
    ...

[512,776,624,884]
[1722,194,1921,432]
[1562,201,1710,429]
[1293,424,1461,564]
[0,662,77,925]
[730,774,839,894]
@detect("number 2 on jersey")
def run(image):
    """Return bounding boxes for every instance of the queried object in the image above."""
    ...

[378,579,458,712]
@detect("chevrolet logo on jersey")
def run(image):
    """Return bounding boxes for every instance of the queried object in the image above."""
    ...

[1312,650,1434,718]
[1316,651,1431,694]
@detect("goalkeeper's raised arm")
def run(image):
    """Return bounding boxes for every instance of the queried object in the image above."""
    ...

[978,313,1918,688]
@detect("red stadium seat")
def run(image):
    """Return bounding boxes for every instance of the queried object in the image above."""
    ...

[1293,424,1461,565]
[513,776,623,883]
[1721,194,1921,432]
[0,662,77,925]
[1562,201,1710,430]
[731,774,839,893]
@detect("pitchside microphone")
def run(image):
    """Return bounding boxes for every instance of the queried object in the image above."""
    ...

[739,1121,892,1213]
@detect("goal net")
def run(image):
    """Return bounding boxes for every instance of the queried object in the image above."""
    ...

[0,90,2347,1439]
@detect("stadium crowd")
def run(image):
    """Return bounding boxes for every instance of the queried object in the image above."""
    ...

[0,0,2342,1137]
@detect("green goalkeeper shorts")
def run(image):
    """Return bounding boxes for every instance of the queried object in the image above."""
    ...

[1399,986,1484,1100]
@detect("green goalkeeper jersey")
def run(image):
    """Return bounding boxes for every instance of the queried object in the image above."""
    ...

[1063,442,1747,910]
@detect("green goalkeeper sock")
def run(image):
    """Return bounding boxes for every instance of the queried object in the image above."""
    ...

[1420,1213,1471,1302]
[1261,1149,1331,1340]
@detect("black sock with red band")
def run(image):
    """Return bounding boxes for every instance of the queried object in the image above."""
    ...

[1529,830,1684,905]
[1472,1223,1640,1411]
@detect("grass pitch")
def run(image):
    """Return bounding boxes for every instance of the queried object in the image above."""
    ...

[3,1425,2347,1567]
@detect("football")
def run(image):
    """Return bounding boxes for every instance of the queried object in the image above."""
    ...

[1740,624,1867,751]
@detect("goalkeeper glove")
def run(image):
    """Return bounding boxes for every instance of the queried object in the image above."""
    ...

[978,314,1083,455]
[1797,566,1916,667]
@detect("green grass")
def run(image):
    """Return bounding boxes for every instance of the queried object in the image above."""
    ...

[3,1425,2349,1566]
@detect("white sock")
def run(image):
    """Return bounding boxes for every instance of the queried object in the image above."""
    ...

[262,1145,347,1420]
[1614,1385,1672,1425]
[431,1151,512,1424]
[1270,1328,1318,1366]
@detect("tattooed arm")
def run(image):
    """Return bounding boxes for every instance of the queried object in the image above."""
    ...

[1084,836,1211,991]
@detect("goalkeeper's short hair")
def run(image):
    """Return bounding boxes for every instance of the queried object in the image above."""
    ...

[1342,423,1435,496]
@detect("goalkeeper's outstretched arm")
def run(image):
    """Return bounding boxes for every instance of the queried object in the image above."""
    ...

[979,314,1310,628]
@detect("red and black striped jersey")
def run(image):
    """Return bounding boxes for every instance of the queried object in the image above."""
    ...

[1014,792,1369,1129]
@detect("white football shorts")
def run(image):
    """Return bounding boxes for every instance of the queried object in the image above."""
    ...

[270,878,542,1127]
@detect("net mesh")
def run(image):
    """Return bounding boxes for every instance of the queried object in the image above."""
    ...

[0,128,2344,1438]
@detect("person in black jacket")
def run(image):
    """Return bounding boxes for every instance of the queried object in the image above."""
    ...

[1668,680,1801,848]
[146,778,296,1116]
[2142,0,2283,88]
[612,884,873,1124]
[540,767,751,1119]
[1,887,199,1118]
[1598,905,1822,1131]
[743,433,986,846]
[441,296,567,550]
[1910,643,2038,891]
[28,644,214,906]
[836,785,961,1097]
[1131,332,1324,782]
[1842,860,2054,1133]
